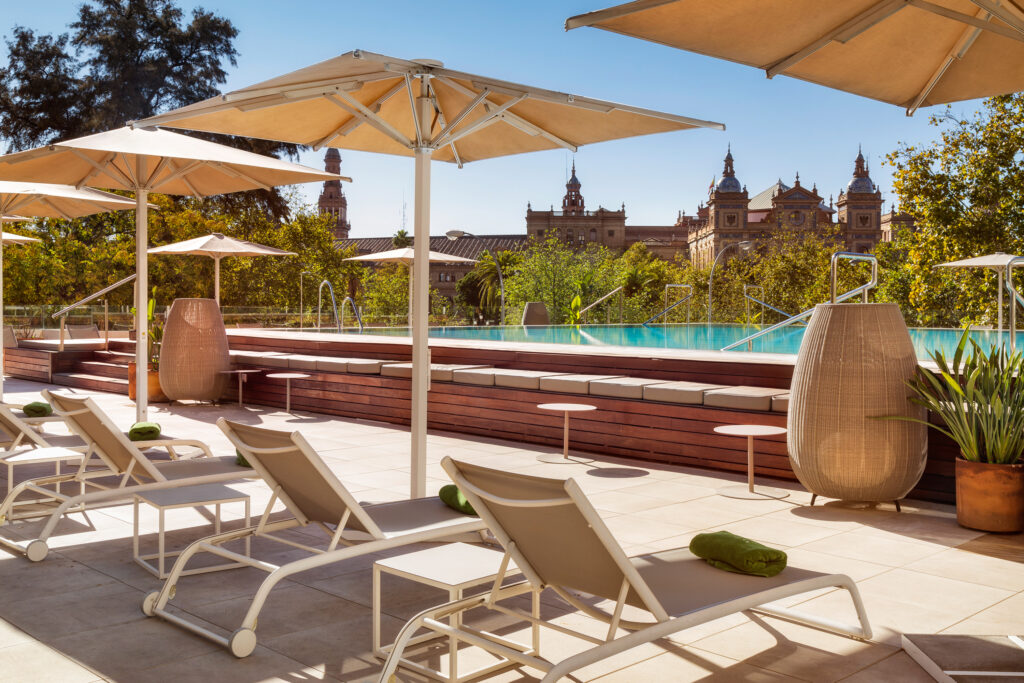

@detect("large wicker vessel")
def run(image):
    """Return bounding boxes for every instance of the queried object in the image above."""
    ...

[158,298,230,402]
[787,303,927,502]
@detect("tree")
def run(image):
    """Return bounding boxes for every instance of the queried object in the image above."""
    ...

[880,94,1024,327]
[0,0,299,218]
[392,229,411,248]
[455,249,520,323]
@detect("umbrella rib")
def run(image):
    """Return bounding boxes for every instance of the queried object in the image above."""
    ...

[325,93,413,149]
[154,159,205,190]
[965,0,1024,34]
[208,162,272,190]
[75,151,118,189]
[765,0,906,78]
[313,81,406,149]
[437,77,577,151]
[905,7,987,114]
[69,149,136,189]
[39,197,74,220]
[406,74,425,147]
[143,157,173,191]
[429,93,464,168]
[565,0,679,30]
[431,88,492,146]
[912,0,1024,40]
[434,94,528,149]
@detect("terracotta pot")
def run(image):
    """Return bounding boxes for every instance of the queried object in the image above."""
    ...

[128,363,168,403]
[955,457,1024,533]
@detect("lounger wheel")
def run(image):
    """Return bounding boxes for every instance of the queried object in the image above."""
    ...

[229,628,257,658]
[25,539,48,562]
[141,591,160,617]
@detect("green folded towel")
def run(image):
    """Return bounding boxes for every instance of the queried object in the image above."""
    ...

[689,530,787,577]
[22,401,52,418]
[128,421,161,442]
[439,484,477,516]
[235,448,252,468]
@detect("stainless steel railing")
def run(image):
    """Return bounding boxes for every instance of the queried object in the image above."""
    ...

[1007,257,1024,350]
[643,284,694,326]
[339,296,364,332]
[51,273,137,351]
[721,252,878,352]
[316,279,342,333]
[580,286,623,325]
[743,285,796,326]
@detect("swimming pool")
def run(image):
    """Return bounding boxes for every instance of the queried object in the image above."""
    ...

[339,324,1018,360]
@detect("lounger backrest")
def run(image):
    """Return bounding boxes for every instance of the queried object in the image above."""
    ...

[219,419,381,536]
[442,457,664,614]
[42,391,163,481]
[0,405,50,449]
[66,324,100,339]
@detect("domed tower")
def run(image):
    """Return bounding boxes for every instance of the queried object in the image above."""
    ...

[704,146,749,262]
[318,148,351,240]
[713,145,743,194]
[836,148,883,253]
[562,162,585,215]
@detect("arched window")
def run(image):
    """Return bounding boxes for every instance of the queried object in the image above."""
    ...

[589,229,597,241]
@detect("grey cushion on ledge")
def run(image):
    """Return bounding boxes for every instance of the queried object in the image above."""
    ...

[383,363,490,382]
[285,354,324,370]
[589,377,671,400]
[539,374,622,395]
[493,369,569,390]
[704,386,790,412]
[642,381,727,405]
[453,368,499,386]
[771,394,790,413]
[230,350,290,368]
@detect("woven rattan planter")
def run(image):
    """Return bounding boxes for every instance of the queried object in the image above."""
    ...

[158,298,230,402]
[787,303,927,503]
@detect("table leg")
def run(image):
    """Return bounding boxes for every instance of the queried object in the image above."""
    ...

[285,378,292,413]
[372,565,381,654]
[237,374,244,407]
[747,435,755,493]
[563,411,569,458]
[450,586,460,682]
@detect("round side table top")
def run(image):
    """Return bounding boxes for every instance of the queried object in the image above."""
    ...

[714,424,787,438]
[537,403,597,413]
[266,372,310,380]
[220,369,262,375]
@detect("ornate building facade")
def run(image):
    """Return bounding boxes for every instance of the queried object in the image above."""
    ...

[318,149,351,240]
[686,149,888,269]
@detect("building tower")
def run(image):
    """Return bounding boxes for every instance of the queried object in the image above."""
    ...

[318,148,351,240]
[836,148,883,253]
[562,162,585,215]
[701,146,749,267]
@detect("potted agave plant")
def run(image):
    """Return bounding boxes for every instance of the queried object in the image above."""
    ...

[901,330,1024,532]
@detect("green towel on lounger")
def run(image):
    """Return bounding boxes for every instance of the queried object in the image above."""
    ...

[128,422,161,442]
[689,530,787,577]
[22,401,52,418]
[439,484,477,516]
[235,449,252,468]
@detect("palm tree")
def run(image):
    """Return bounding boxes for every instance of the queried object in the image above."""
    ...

[392,229,411,248]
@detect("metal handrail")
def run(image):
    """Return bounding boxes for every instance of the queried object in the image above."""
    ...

[339,296,364,332]
[580,286,623,324]
[51,273,137,352]
[721,252,878,352]
[1007,257,1024,350]
[743,285,795,325]
[643,284,694,326]
[317,279,342,333]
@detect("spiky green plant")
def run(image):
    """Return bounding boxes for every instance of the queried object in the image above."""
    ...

[898,330,1024,464]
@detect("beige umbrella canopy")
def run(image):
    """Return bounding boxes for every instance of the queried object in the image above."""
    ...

[567,0,1024,115]
[0,182,134,400]
[935,252,1023,331]
[139,49,725,498]
[149,232,296,304]
[0,126,345,421]
[345,247,477,328]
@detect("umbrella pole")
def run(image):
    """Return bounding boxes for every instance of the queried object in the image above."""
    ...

[135,186,149,422]
[998,270,1004,333]
[410,145,431,500]
[0,237,5,403]
[407,263,414,329]
[215,256,221,306]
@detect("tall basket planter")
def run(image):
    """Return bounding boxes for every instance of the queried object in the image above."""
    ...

[158,298,230,402]
[788,303,927,503]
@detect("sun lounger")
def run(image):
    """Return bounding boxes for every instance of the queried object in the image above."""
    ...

[141,418,488,658]
[0,391,256,562]
[0,403,88,496]
[378,458,873,683]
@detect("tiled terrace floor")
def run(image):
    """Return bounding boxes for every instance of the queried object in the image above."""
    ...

[0,377,1020,682]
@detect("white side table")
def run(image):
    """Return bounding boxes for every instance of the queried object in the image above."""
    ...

[536,402,596,464]
[133,483,251,579]
[219,368,261,407]
[265,372,309,413]
[714,424,790,500]
[373,542,539,683]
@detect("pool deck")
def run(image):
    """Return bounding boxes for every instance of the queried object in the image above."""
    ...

[0,377,1020,682]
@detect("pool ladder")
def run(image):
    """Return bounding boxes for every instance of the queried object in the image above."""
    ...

[317,280,363,333]
[643,284,694,326]
[721,252,878,352]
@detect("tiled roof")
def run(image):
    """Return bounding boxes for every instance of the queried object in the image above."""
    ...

[747,182,833,213]
[338,234,529,260]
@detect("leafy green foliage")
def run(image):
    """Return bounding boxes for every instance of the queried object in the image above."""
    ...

[391,229,411,248]
[898,330,1024,464]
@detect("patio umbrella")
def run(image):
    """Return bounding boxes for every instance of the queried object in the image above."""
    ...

[0,126,346,421]
[0,181,137,400]
[137,49,725,497]
[345,246,477,327]
[148,232,296,304]
[566,0,1024,115]
[935,252,1022,331]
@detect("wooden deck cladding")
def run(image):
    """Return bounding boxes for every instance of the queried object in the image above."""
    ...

[2,347,54,382]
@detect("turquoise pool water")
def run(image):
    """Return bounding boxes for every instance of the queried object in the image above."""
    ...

[341,324,1018,360]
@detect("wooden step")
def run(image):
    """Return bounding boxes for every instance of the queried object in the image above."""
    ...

[75,360,130,379]
[92,349,135,365]
[51,372,129,395]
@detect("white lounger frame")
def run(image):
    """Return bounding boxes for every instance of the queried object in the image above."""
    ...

[378,458,873,683]
[0,392,256,562]
[142,418,487,658]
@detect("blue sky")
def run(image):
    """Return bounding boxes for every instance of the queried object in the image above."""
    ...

[2,1,981,238]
